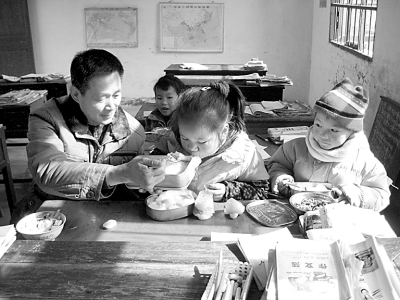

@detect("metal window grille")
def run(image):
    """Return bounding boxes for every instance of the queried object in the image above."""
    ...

[330,0,378,59]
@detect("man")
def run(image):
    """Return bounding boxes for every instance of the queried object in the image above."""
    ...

[11,49,165,223]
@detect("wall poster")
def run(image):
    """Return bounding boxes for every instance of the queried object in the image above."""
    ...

[85,7,138,48]
[160,3,224,52]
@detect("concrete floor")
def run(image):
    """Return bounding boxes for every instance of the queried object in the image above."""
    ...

[1,140,399,236]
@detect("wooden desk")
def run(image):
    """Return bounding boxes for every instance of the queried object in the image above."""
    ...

[133,102,314,135]
[1,238,400,299]
[164,63,268,76]
[0,240,262,299]
[0,78,70,99]
[36,200,302,242]
[164,64,284,102]
[0,92,48,139]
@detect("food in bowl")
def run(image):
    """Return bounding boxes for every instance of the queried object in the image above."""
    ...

[289,192,336,214]
[147,189,196,210]
[296,197,327,211]
[16,210,66,240]
[145,190,197,221]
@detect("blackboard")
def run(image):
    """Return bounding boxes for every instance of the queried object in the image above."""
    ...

[369,96,400,181]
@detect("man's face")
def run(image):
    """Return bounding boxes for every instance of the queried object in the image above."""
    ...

[74,71,122,126]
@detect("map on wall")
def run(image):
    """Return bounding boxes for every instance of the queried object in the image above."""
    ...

[85,8,138,48]
[160,3,224,52]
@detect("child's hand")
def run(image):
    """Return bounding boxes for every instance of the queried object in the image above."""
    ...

[332,184,362,207]
[206,183,226,201]
[272,175,294,197]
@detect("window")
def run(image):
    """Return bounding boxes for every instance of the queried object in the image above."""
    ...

[329,0,378,60]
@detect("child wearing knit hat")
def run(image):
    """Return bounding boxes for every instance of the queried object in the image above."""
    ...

[267,78,391,212]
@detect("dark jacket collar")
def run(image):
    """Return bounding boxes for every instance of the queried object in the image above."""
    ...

[56,95,131,140]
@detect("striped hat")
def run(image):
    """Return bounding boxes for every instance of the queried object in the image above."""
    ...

[313,78,369,132]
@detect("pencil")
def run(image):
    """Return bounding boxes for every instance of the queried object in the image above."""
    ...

[215,250,223,295]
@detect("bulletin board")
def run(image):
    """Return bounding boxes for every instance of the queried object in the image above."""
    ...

[368,96,400,181]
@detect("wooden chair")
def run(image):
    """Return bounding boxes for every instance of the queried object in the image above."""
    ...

[0,124,17,216]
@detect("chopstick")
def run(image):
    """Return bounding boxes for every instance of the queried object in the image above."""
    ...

[286,182,302,189]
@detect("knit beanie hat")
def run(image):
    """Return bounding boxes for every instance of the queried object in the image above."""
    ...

[313,78,369,132]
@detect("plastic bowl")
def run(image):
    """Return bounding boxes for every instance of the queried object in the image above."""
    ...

[145,190,197,221]
[16,211,66,240]
[289,182,333,197]
[289,192,336,215]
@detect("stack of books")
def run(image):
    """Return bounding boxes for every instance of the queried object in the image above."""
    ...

[0,225,16,259]
[0,89,47,106]
[243,57,268,71]
[272,100,313,116]
[259,74,293,87]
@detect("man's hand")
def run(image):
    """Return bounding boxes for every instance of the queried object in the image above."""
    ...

[106,156,166,193]
[206,183,226,201]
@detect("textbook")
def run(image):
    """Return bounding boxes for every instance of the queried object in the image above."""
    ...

[245,101,285,116]
[245,103,275,116]
[350,236,400,300]
[274,239,352,300]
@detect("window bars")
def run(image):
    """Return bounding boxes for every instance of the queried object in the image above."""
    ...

[330,0,378,59]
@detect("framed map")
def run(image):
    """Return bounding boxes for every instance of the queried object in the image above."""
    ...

[85,8,138,48]
[160,3,224,52]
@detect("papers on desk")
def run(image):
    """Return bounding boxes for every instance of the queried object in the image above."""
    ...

[210,232,253,242]
[0,89,48,106]
[259,75,293,87]
[251,139,271,161]
[236,228,293,291]
[179,63,208,70]
[245,101,285,116]
[1,73,70,82]
[176,73,261,86]
[0,225,16,259]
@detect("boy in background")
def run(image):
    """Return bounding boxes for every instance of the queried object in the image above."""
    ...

[145,75,186,132]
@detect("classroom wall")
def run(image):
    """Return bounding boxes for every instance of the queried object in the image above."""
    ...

[27,0,313,102]
[309,0,400,136]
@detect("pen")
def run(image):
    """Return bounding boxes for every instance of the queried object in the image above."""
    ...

[215,250,223,295]
[255,134,268,142]
[205,261,218,300]
[215,270,228,300]
[221,280,233,300]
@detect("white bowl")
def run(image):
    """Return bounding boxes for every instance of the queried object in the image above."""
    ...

[16,211,66,240]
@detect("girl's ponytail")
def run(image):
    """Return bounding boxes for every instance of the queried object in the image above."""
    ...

[210,81,246,133]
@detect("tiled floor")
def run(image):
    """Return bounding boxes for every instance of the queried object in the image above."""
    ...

[1,140,399,236]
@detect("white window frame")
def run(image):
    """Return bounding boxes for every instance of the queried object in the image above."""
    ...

[329,0,378,60]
